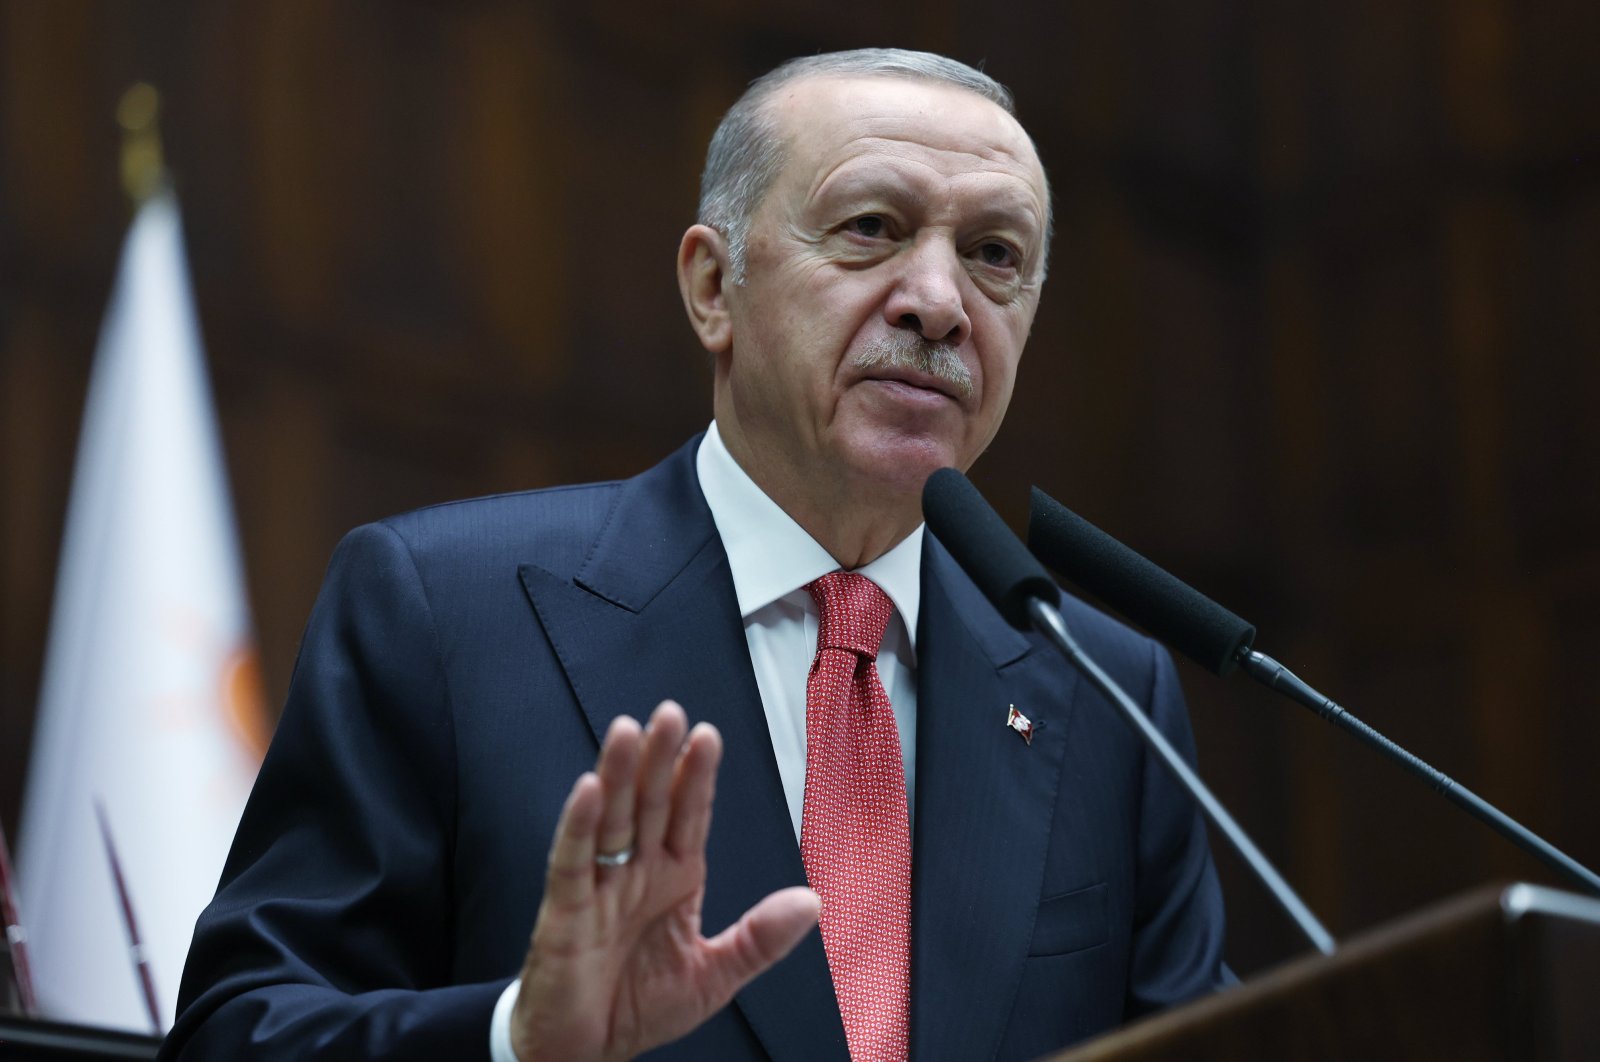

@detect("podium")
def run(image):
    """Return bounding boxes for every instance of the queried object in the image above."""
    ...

[1050,883,1600,1061]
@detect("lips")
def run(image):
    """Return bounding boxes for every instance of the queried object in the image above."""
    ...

[860,367,963,402]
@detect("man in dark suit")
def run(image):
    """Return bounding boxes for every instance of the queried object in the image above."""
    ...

[163,49,1228,1061]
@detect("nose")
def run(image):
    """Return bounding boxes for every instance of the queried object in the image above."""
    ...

[883,237,971,345]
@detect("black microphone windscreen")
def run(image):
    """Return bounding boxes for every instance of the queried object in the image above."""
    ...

[1027,488,1255,675]
[923,469,1059,630]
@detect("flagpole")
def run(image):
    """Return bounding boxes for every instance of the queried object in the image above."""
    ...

[0,820,38,1016]
[93,801,163,1035]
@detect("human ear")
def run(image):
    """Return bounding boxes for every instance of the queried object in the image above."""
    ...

[677,224,733,355]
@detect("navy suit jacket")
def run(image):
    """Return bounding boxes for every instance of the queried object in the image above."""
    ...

[163,437,1228,1060]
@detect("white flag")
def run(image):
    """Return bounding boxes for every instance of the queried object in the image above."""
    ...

[16,189,268,1033]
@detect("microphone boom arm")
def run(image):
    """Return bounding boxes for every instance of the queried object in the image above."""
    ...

[1237,648,1600,897]
[1028,598,1337,956]
[1029,486,1600,899]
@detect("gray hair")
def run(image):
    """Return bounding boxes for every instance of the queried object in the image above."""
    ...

[697,49,1045,281]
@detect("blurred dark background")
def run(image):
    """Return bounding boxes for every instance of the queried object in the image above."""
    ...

[2,0,1597,977]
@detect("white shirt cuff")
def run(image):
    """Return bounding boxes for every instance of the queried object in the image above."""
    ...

[489,977,523,1062]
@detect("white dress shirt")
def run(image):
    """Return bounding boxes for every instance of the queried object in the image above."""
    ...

[492,422,924,1060]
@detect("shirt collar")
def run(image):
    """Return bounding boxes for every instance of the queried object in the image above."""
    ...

[696,421,923,649]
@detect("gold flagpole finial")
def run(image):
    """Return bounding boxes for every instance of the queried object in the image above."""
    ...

[117,82,165,205]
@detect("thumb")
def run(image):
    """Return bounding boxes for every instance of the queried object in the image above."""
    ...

[699,886,821,1001]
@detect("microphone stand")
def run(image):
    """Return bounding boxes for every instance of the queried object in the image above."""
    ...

[1029,487,1600,899]
[1027,598,1336,956]
[1237,649,1600,897]
[925,467,1335,957]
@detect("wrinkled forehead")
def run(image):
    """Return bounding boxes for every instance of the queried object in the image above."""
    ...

[761,74,1049,209]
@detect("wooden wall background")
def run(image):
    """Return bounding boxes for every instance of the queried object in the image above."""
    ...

[2,0,1596,977]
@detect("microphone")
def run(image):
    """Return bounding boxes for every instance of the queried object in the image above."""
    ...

[920,468,1061,629]
[1025,492,1255,676]
[923,468,1335,956]
[1027,487,1600,898]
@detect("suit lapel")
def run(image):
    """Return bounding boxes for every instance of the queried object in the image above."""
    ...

[518,446,848,1062]
[910,538,1081,1062]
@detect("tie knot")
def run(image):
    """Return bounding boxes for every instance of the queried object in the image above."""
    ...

[805,572,894,659]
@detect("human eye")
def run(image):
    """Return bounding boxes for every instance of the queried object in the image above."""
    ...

[973,239,1021,271]
[845,214,888,239]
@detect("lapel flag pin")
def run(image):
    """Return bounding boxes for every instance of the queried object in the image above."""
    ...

[1006,704,1034,745]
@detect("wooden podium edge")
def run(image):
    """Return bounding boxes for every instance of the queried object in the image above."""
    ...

[1048,882,1588,1061]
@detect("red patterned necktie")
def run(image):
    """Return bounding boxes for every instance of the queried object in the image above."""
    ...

[801,572,911,1062]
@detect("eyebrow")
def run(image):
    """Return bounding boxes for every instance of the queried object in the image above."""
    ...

[811,167,1045,238]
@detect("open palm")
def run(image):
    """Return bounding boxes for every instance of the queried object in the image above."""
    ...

[511,702,819,1062]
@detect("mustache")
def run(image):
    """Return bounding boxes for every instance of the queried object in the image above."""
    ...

[852,331,974,400]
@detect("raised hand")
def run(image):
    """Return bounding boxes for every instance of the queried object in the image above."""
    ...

[510,701,819,1062]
